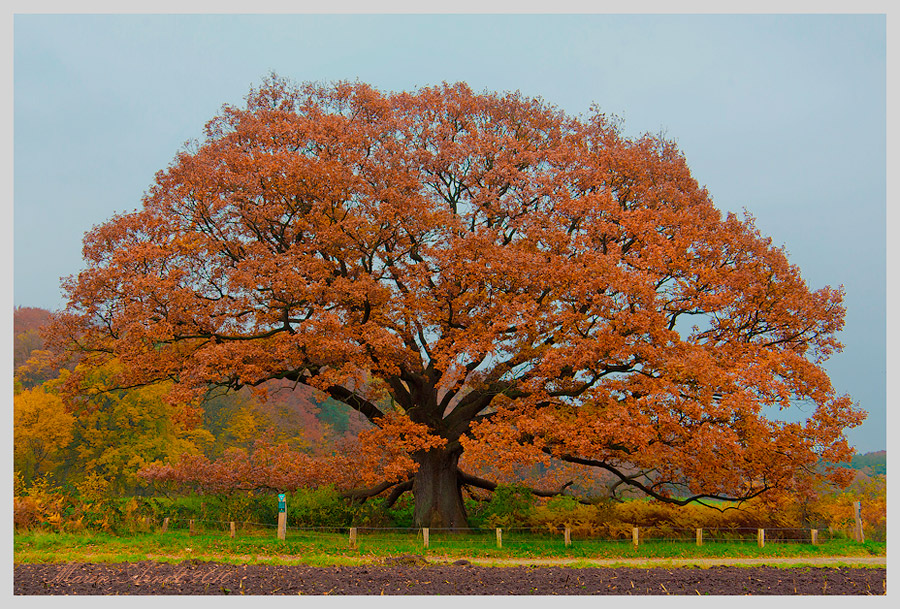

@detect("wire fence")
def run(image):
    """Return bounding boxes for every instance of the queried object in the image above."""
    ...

[143,516,864,549]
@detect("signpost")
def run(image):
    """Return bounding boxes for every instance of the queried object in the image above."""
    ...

[277,493,287,540]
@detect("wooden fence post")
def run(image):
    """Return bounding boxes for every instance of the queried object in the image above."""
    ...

[230,521,236,539]
[757,528,765,548]
[161,517,169,534]
[349,527,358,549]
[811,529,818,545]
[632,527,639,548]
[277,512,286,540]
[564,527,571,547]
[496,528,503,548]
[189,519,196,536]
[696,528,703,546]
[853,501,865,543]
[423,527,429,549]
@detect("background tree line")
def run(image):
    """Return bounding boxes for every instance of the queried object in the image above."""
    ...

[14,306,370,495]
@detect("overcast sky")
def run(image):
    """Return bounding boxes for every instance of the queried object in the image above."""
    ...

[10,9,888,452]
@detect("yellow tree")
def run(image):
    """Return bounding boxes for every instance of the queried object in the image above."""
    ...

[50,76,864,527]
[14,386,74,481]
[60,362,214,492]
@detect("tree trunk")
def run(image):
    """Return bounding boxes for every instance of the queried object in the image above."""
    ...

[412,446,468,529]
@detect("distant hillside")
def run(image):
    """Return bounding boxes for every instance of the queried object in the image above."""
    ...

[850,450,886,476]
[13,306,52,369]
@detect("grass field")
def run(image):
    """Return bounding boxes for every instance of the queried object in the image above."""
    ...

[14,528,886,567]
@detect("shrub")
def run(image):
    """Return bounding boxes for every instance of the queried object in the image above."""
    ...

[11,475,887,540]
[384,494,415,528]
[14,496,41,530]
[14,476,73,532]
[288,486,354,528]
[529,495,605,535]
[213,491,265,524]
[468,485,536,529]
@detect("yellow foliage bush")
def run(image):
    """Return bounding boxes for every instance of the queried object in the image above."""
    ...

[524,492,876,540]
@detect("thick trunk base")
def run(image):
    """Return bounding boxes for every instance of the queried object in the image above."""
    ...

[412,448,468,529]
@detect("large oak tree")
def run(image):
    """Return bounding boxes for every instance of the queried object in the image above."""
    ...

[49,76,864,528]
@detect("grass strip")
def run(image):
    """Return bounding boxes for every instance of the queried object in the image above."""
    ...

[14,529,885,568]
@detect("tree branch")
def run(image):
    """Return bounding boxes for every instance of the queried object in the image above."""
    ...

[322,384,386,425]
[548,450,770,506]
[383,479,414,509]
[340,479,402,502]
[457,469,578,499]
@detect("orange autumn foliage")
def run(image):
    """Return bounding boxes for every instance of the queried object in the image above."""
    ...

[140,412,444,494]
[49,76,864,527]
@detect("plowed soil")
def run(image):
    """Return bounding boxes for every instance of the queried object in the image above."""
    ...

[14,559,887,595]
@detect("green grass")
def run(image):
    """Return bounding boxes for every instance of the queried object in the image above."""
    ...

[14,528,886,567]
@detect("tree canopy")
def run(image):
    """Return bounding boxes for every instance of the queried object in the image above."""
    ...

[49,76,864,527]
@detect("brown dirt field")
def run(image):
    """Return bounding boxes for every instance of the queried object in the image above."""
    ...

[14,558,887,595]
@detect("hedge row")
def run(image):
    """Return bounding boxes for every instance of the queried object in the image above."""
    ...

[14,477,885,541]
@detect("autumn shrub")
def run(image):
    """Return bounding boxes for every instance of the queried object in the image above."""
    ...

[523,495,835,541]
[69,473,117,531]
[14,476,74,532]
[12,474,886,539]
[611,499,773,539]
[524,495,607,536]
[615,499,683,528]
[13,477,89,531]
[13,473,40,530]
[14,496,42,530]
[812,475,887,541]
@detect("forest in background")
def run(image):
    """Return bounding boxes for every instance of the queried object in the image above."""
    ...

[14,306,374,494]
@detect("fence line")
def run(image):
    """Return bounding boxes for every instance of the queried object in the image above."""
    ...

[134,516,859,549]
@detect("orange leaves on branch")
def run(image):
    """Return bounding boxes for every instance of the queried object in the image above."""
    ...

[338,413,447,487]
[140,443,325,495]
[141,412,445,494]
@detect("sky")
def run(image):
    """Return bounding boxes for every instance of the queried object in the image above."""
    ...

[8,7,890,453]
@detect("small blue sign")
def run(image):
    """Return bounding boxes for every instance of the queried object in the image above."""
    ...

[278,493,286,513]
